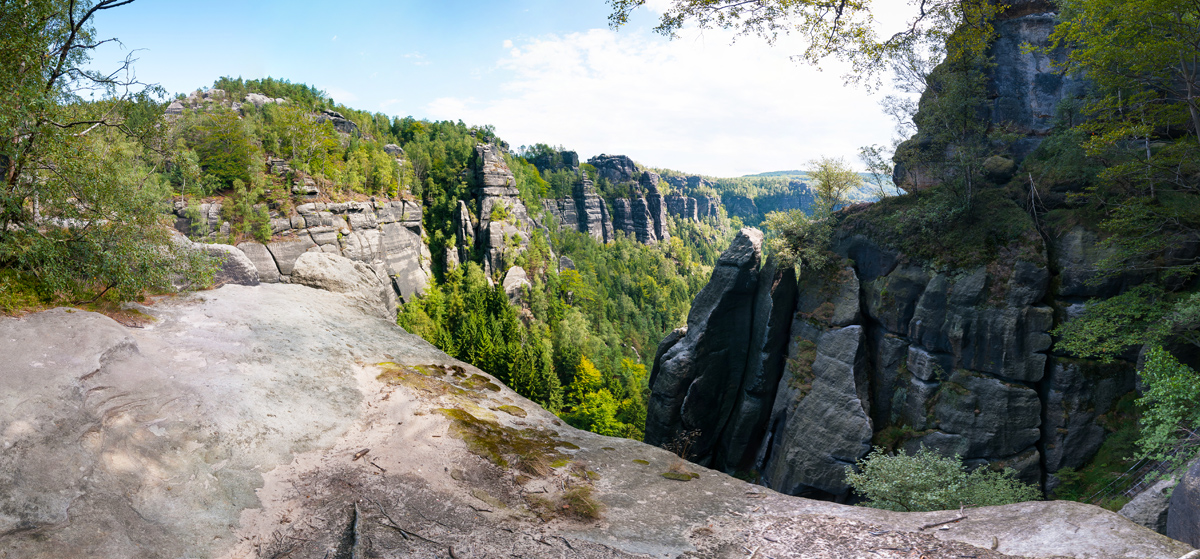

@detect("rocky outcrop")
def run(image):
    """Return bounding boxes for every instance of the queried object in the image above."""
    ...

[0,285,1187,559]
[316,109,359,135]
[502,265,531,303]
[894,2,1085,187]
[587,154,638,184]
[570,173,612,242]
[173,198,430,304]
[291,252,397,321]
[473,143,532,275]
[1168,457,1200,547]
[646,229,764,461]
[593,170,676,244]
[1120,477,1176,534]
[723,195,759,219]
[641,171,670,242]
[647,221,1128,497]
[987,1,1086,159]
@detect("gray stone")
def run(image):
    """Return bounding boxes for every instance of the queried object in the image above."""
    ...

[559,255,576,271]
[502,266,531,303]
[0,289,1188,559]
[646,229,763,461]
[237,241,280,283]
[266,237,317,276]
[1167,457,1200,546]
[932,369,1041,459]
[587,154,638,184]
[379,222,428,303]
[760,325,872,496]
[198,243,260,286]
[715,258,798,472]
[1120,478,1176,534]
[291,252,396,321]
[1042,358,1136,475]
[907,346,953,382]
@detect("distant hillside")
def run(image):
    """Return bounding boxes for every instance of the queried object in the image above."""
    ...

[742,170,809,178]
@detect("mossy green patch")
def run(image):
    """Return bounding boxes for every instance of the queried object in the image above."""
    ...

[462,373,502,392]
[436,408,570,473]
[633,459,650,465]
[376,363,471,399]
[495,405,527,418]
[837,188,1043,277]
[661,472,693,482]
[550,458,571,468]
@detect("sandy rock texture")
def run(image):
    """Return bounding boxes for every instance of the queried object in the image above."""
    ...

[0,284,1191,558]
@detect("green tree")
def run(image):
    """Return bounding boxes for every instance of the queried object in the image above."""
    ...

[607,0,1001,86]
[1136,346,1200,470]
[807,155,863,213]
[1048,0,1200,281]
[192,110,256,187]
[0,0,213,303]
[846,446,1041,512]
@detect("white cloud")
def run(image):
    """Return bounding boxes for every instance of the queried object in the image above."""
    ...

[325,86,359,103]
[503,39,513,49]
[380,98,402,109]
[425,28,899,176]
[332,35,338,42]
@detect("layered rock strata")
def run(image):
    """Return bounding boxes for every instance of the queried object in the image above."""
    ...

[541,173,615,242]
[173,198,430,303]
[471,143,532,275]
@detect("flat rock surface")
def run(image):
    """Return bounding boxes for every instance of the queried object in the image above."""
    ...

[0,284,1191,558]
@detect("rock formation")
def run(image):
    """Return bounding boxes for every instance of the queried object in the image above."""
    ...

[173,198,430,304]
[894,1,1085,187]
[547,170,614,239]
[316,109,360,135]
[472,143,532,275]
[647,220,1154,499]
[0,281,1186,559]
[646,229,765,459]
[1168,457,1200,547]
[587,154,638,184]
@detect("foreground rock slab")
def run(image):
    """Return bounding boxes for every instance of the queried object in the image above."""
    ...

[0,284,1190,558]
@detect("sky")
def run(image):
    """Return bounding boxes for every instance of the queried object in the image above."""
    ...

[89,0,914,177]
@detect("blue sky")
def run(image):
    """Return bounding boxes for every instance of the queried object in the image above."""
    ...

[90,1,909,176]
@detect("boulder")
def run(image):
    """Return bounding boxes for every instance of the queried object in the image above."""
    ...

[558,255,576,271]
[267,237,317,277]
[291,252,396,321]
[502,266,531,303]
[1167,457,1200,547]
[197,243,259,286]
[1120,477,1176,534]
[646,229,763,461]
[236,241,280,283]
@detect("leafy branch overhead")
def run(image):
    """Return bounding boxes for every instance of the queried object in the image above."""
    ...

[606,0,1002,86]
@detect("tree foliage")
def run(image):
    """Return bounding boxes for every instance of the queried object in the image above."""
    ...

[607,0,1001,86]
[1136,346,1200,469]
[846,446,1040,512]
[0,0,213,303]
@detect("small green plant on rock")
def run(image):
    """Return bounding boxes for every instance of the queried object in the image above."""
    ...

[846,446,1041,512]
